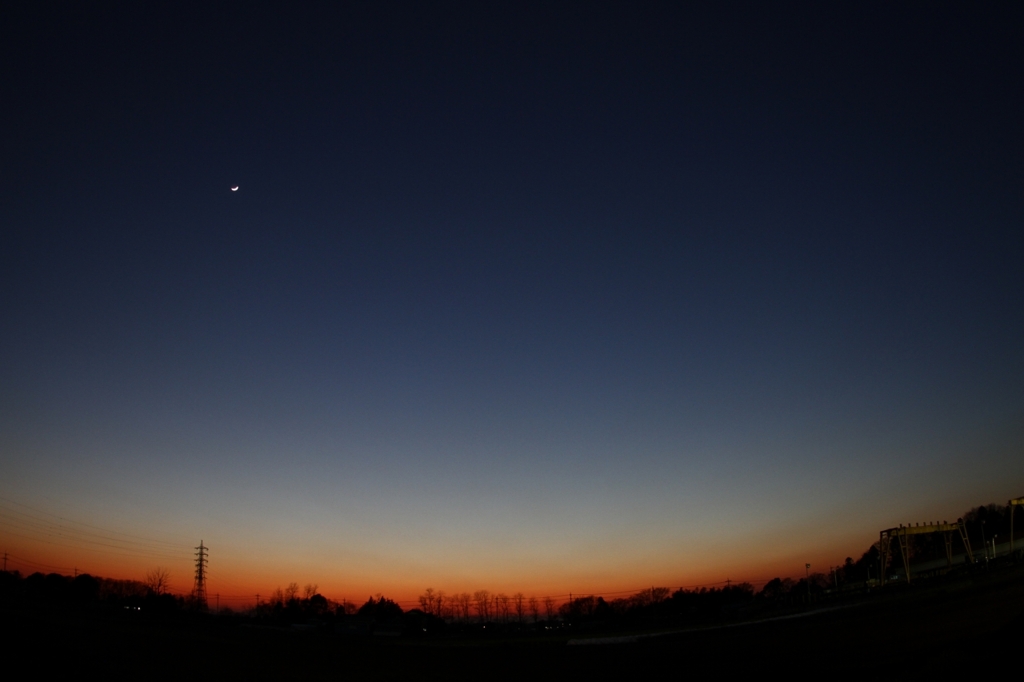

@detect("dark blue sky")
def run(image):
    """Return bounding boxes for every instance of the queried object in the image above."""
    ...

[2,3,1023,595]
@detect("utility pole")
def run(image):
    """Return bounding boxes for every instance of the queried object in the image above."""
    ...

[192,541,209,610]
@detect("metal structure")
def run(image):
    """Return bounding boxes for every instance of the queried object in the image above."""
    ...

[879,519,973,586]
[1010,497,1024,553]
[192,541,208,610]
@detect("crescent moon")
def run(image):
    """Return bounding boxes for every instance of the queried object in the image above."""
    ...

[231,186,239,191]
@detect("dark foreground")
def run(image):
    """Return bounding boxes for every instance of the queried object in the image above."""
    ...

[6,566,1024,679]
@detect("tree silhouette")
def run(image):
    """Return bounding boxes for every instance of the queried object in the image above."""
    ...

[434,590,446,618]
[473,590,491,622]
[419,587,436,614]
[357,595,403,623]
[513,593,526,624]
[760,578,795,600]
[145,567,170,595]
[495,593,511,623]
[418,587,447,618]
[544,596,556,621]
[284,583,299,603]
[456,592,473,622]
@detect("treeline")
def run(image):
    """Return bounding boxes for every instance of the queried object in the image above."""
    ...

[405,585,760,629]
[248,585,762,634]
[0,570,185,613]
[4,501,1019,634]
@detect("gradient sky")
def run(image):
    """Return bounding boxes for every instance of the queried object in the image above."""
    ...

[2,3,1023,606]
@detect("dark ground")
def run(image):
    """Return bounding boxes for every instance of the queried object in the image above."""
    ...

[5,564,1024,679]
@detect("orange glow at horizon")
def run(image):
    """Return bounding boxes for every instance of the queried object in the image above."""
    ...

[1,531,877,608]
[2,475,1011,609]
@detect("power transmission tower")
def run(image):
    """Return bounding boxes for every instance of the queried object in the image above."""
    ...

[192,541,209,610]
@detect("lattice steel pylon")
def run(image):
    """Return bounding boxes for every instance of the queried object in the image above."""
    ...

[192,540,209,610]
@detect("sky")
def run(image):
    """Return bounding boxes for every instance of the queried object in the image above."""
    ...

[2,3,1023,606]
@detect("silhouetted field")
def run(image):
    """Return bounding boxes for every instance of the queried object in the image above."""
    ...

[4,561,1023,679]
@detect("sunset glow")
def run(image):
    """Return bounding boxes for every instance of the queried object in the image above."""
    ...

[2,4,1022,615]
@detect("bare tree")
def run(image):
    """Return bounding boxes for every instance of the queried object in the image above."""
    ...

[544,596,556,621]
[513,593,526,624]
[473,590,492,622]
[457,593,473,622]
[528,597,540,623]
[572,595,597,617]
[303,583,319,599]
[440,594,456,621]
[419,587,436,613]
[434,590,446,618]
[284,582,299,603]
[632,586,671,607]
[495,593,511,623]
[145,567,170,595]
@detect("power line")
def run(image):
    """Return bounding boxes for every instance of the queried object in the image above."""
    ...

[0,506,190,559]
[0,499,192,567]
[0,525,188,563]
[0,496,185,548]
[3,552,77,574]
[0,500,784,605]
[0,504,171,548]
[0,515,185,556]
